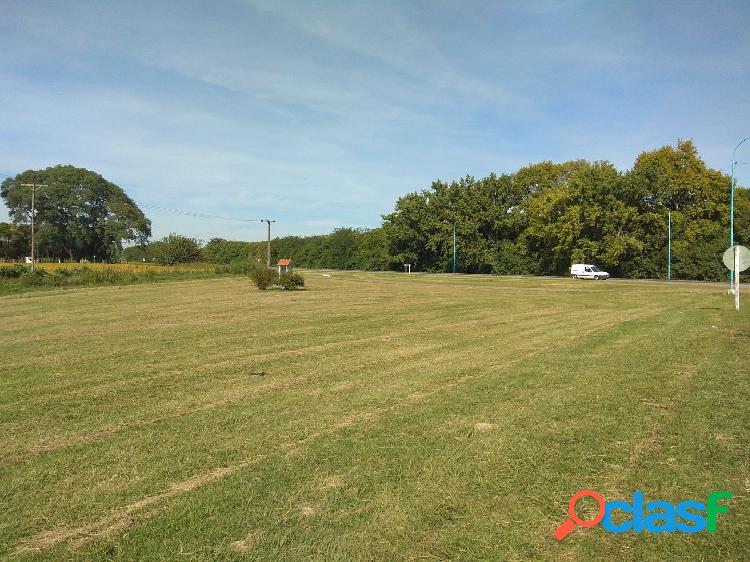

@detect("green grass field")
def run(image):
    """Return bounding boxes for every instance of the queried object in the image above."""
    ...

[1,272,748,560]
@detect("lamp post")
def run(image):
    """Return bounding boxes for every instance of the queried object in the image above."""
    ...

[730,136,750,290]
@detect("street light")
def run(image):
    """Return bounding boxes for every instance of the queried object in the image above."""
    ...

[730,136,750,290]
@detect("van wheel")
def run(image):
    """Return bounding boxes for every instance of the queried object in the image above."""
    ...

[572,274,577,279]
[594,275,600,280]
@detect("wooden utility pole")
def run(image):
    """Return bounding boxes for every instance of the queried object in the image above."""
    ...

[262,219,276,268]
[20,182,44,271]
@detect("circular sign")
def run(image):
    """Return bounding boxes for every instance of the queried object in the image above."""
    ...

[723,245,750,272]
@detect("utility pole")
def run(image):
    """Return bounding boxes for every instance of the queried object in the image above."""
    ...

[261,219,276,268]
[20,182,45,272]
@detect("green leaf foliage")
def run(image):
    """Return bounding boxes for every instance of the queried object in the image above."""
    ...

[153,234,202,265]
[250,268,278,290]
[279,272,304,290]
[4,140,740,281]
[0,165,150,261]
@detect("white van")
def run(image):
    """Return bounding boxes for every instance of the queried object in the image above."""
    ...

[571,263,610,280]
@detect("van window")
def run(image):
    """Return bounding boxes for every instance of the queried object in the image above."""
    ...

[585,267,591,272]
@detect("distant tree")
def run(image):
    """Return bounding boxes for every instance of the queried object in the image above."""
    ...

[153,233,202,265]
[0,222,29,259]
[123,241,163,262]
[350,228,390,270]
[520,161,643,275]
[202,238,250,264]
[121,138,731,281]
[383,173,536,273]
[735,187,750,246]
[382,191,435,270]
[378,139,731,280]
[0,165,150,261]
[624,139,731,280]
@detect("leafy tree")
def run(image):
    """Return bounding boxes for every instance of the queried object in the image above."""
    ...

[624,140,731,280]
[123,241,163,262]
[380,139,730,279]
[521,161,643,275]
[39,139,730,281]
[384,173,536,273]
[0,165,150,261]
[382,191,434,270]
[202,238,250,264]
[350,228,390,270]
[153,233,202,265]
[0,222,29,259]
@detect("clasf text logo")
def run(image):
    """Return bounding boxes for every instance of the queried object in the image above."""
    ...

[554,489,733,540]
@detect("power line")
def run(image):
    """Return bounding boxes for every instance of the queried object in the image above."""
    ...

[138,203,263,223]
[139,203,278,262]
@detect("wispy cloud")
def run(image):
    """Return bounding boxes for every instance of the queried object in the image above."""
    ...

[2,0,750,237]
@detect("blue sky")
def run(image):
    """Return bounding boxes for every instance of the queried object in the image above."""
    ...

[2,0,750,241]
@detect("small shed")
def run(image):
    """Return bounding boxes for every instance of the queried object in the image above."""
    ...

[277,258,293,274]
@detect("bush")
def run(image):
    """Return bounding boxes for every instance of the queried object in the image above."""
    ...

[153,234,202,265]
[20,268,49,286]
[214,262,255,275]
[279,272,304,290]
[250,268,278,290]
[0,264,26,278]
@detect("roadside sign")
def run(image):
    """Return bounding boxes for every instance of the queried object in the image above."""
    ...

[723,245,750,272]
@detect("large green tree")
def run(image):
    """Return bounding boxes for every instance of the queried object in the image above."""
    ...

[623,140,731,280]
[382,174,533,274]
[520,160,644,275]
[1,165,151,261]
[153,233,202,265]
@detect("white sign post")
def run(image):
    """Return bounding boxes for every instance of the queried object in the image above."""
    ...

[723,245,750,311]
[736,246,740,311]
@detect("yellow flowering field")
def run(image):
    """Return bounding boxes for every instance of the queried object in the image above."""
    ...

[0,262,216,274]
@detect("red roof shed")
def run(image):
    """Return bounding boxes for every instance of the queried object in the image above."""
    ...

[277,258,293,274]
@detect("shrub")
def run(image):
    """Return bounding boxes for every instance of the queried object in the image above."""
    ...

[279,272,304,290]
[19,268,49,286]
[86,268,125,284]
[250,268,278,290]
[0,264,26,278]
[214,262,254,275]
[153,234,202,265]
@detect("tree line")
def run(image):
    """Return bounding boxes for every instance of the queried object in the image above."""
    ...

[263,140,750,280]
[2,141,748,280]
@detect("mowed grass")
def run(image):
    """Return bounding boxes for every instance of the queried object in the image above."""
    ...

[1,272,748,560]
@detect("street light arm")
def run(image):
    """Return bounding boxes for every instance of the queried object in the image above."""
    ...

[729,136,750,289]
[733,136,750,162]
